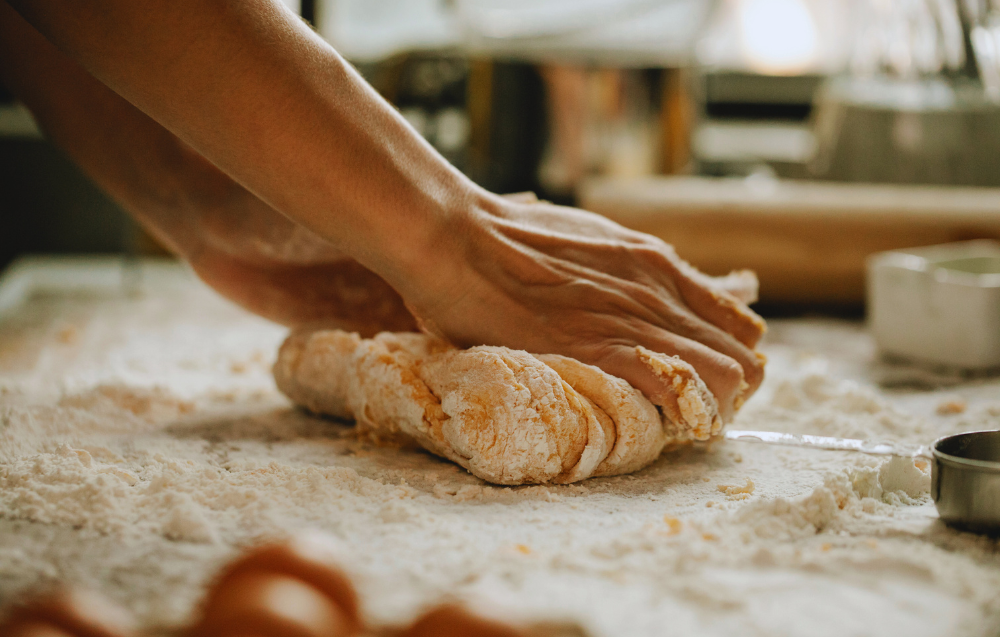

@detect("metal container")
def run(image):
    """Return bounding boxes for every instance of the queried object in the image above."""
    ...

[932,430,1000,534]
[868,240,1000,369]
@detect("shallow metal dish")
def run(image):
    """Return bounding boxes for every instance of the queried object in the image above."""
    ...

[933,431,1000,534]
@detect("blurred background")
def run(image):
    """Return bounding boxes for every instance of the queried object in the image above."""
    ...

[3,0,1000,317]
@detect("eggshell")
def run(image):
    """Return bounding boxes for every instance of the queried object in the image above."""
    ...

[192,571,351,637]
[201,534,360,632]
[2,621,75,637]
[401,605,524,637]
[0,589,135,637]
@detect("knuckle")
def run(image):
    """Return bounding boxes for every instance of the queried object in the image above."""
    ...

[631,243,676,270]
[704,353,744,397]
[742,354,766,389]
[721,358,745,387]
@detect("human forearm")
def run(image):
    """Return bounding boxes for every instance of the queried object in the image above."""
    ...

[0,1,423,332]
[1,0,766,420]
[0,0,235,258]
[5,0,486,292]
[0,0,362,269]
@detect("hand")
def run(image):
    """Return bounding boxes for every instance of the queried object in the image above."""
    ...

[401,193,766,422]
[181,193,556,335]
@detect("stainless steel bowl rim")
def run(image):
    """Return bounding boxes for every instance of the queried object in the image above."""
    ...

[932,430,1000,474]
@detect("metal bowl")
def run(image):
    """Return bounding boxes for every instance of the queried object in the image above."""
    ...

[932,430,1000,534]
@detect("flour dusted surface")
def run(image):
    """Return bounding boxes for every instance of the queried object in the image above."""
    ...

[2,261,1000,636]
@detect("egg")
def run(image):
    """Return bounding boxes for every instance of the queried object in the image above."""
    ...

[196,534,361,634]
[401,605,524,637]
[0,589,135,637]
[191,571,352,637]
[2,621,76,637]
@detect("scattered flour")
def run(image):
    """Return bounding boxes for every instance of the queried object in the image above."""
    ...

[851,456,930,506]
[1,264,1000,637]
[765,365,922,440]
[717,478,755,501]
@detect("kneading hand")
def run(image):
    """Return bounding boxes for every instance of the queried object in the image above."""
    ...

[400,193,766,422]
[0,0,765,421]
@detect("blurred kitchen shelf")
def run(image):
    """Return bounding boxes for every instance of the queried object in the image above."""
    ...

[579,176,1000,305]
[691,72,821,177]
[692,121,816,164]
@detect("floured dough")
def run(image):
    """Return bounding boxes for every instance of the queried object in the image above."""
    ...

[274,330,726,485]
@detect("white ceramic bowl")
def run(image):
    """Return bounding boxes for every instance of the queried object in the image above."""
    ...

[867,240,1000,369]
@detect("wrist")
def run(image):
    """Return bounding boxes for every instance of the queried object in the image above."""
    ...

[377,185,500,321]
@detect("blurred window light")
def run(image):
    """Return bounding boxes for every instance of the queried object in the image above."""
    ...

[317,0,459,62]
[316,0,711,66]
[737,0,819,75]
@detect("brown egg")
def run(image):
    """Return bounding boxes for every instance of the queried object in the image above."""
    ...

[201,534,361,633]
[2,621,76,637]
[401,605,525,637]
[0,589,136,637]
[192,571,352,637]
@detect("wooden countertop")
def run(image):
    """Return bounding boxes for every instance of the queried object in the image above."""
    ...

[580,176,1000,304]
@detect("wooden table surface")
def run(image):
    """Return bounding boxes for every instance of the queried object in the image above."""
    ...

[580,176,1000,304]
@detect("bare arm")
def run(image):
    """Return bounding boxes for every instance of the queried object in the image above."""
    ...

[0,1,416,332]
[2,0,765,419]
[4,0,474,297]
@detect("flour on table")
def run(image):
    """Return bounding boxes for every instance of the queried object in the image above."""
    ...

[2,264,1000,637]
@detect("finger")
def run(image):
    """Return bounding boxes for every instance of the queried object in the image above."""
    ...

[674,272,765,349]
[649,302,765,401]
[197,533,361,633]
[503,228,766,353]
[710,270,759,305]
[640,246,766,349]
[471,252,762,411]
[500,191,539,204]
[675,269,766,349]
[583,328,744,424]
[1,590,136,637]
[579,272,763,402]
[636,329,745,422]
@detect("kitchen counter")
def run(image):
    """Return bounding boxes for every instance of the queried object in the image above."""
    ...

[2,256,999,636]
